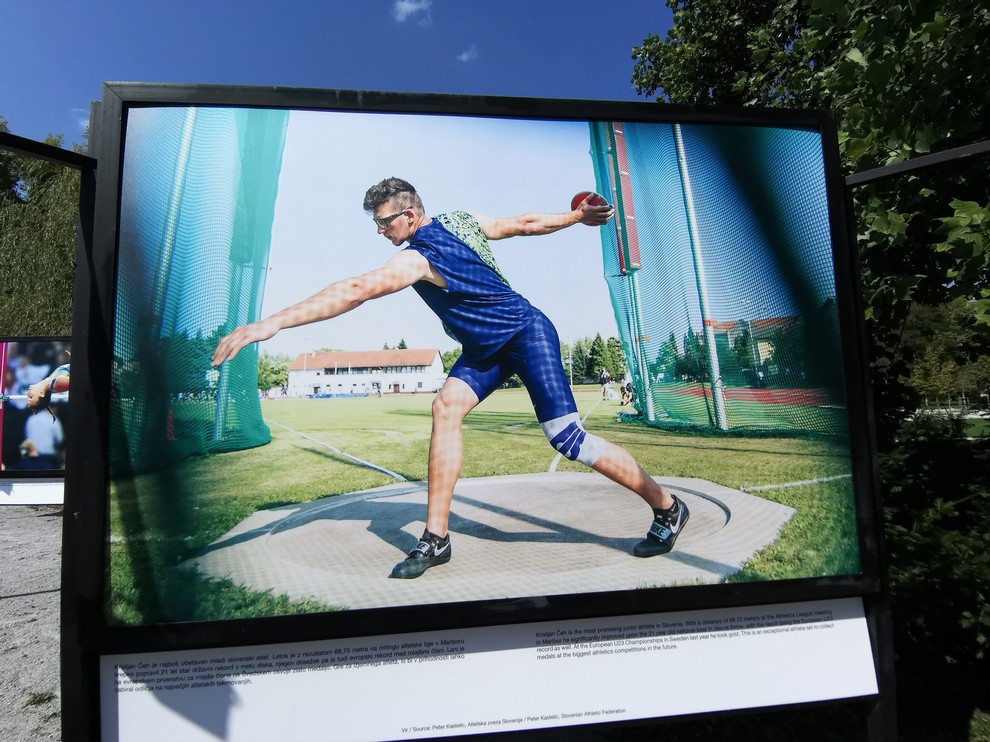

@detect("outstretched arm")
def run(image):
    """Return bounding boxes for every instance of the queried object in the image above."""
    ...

[471,192,613,240]
[211,250,436,365]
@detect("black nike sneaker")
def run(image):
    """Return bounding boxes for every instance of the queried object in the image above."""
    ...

[389,529,452,579]
[633,495,689,557]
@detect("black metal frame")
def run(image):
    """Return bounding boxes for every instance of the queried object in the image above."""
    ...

[0,128,100,740]
[0,130,94,170]
[845,140,990,187]
[58,82,895,740]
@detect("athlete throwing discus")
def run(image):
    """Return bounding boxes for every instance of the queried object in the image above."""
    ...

[212,179,689,579]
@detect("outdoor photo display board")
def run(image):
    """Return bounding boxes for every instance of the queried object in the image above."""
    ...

[1,337,71,504]
[64,83,886,740]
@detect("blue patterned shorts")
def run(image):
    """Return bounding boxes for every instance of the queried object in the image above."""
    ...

[448,312,577,423]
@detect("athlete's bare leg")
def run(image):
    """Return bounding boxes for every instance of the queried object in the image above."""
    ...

[425,377,480,537]
[590,441,675,510]
[424,376,674,535]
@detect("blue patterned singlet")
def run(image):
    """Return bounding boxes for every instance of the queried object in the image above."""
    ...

[405,212,540,360]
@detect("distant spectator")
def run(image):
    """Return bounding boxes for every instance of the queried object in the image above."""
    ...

[25,407,64,461]
[8,356,51,410]
[14,439,58,470]
[598,367,612,400]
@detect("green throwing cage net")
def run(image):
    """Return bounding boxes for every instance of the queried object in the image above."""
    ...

[112,107,289,472]
[590,121,846,437]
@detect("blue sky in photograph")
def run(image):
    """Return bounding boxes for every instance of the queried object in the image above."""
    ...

[264,111,614,355]
[119,105,639,356]
[1,1,671,145]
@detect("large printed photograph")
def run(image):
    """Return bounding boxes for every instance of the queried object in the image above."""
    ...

[107,103,860,626]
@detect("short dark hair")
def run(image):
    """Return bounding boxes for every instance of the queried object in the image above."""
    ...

[363,177,424,214]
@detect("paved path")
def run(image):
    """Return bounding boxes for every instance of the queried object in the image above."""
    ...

[0,506,62,741]
[185,473,795,611]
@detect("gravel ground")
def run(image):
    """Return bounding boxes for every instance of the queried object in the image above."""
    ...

[0,506,62,741]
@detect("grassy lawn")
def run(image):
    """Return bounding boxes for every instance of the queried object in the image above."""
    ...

[964,416,990,437]
[107,388,859,624]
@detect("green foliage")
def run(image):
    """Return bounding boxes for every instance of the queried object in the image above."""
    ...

[632,0,810,106]
[569,337,591,382]
[960,356,990,409]
[632,3,990,398]
[0,125,81,336]
[257,351,289,391]
[581,332,627,381]
[881,415,990,664]
[605,335,627,377]
[636,0,988,174]
[676,326,706,380]
[629,0,990,698]
[653,331,679,379]
[0,117,22,202]
[440,347,462,373]
[934,200,990,323]
[900,299,990,411]
[586,332,609,379]
[907,346,958,402]
[503,373,524,388]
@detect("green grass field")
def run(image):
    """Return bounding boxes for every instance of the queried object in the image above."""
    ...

[964,416,990,437]
[107,387,860,624]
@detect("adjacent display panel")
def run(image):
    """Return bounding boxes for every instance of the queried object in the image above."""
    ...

[1,337,71,479]
[65,83,884,739]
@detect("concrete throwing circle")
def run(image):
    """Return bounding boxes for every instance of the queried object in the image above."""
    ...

[185,472,794,612]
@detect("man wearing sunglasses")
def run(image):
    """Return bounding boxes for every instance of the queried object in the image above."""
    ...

[213,177,688,578]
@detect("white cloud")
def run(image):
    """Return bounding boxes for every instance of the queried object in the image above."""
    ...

[456,45,478,63]
[72,107,90,132]
[392,0,432,22]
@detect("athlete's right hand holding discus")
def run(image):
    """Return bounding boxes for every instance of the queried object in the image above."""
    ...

[571,191,613,226]
[211,317,281,366]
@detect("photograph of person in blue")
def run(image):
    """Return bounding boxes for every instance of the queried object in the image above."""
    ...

[212,177,689,578]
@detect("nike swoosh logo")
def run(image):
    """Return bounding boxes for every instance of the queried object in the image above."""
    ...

[433,542,450,557]
[649,505,685,541]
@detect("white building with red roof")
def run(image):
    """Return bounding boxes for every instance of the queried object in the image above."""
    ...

[286,348,445,397]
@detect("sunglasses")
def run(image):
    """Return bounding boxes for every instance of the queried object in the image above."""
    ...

[372,209,407,229]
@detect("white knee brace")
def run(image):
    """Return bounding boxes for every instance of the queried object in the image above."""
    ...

[541,413,605,467]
